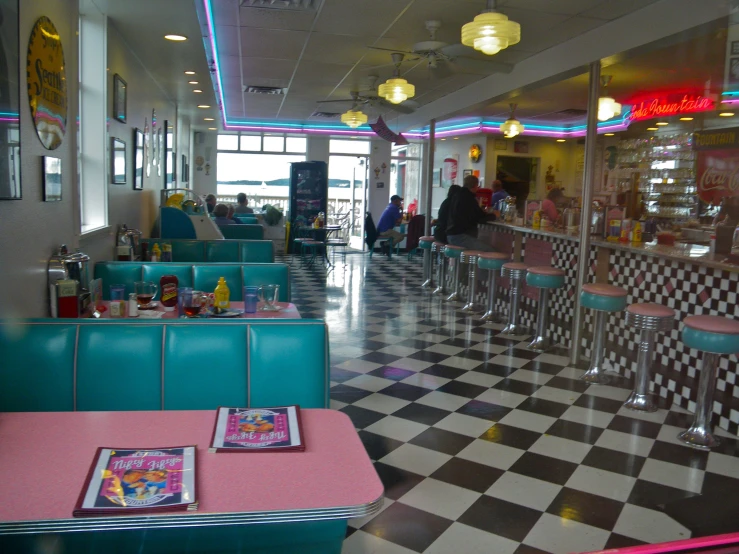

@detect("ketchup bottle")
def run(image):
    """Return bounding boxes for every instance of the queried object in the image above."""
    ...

[160,275,179,312]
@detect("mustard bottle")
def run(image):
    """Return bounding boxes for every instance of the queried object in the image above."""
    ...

[151,243,161,262]
[532,210,541,230]
[214,277,230,309]
[632,221,642,243]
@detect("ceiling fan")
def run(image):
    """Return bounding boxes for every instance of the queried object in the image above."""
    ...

[315,76,417,115]
[369,20,514,77]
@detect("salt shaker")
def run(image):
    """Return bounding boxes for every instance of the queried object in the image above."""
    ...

[128,293,139,317]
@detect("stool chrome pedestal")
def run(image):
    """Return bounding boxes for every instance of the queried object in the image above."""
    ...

[579,283,628,385]
[526,266,566,352]
[501,262,529,336]
[432,242,447,296]
[677,315,739,450]
[478,252,509,323]
[461,251,481,312]
[622,303,675,412]
[444,245,465,302]
[419,236,435,289]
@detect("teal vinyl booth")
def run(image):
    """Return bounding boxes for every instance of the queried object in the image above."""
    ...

[0,319,329,412]
[219,224,265,240]
[94,262,290,301]
[141,238,273,263]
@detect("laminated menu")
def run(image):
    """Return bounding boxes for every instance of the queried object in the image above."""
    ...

[210,406,305,452]
[74,446,198,517]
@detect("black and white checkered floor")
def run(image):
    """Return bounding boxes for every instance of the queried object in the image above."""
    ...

[286,252,739,554]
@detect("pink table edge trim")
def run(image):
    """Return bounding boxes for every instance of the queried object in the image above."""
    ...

[584,531,739,554]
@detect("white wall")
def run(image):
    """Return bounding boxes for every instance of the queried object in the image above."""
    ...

[430,134,486,216]
[192,130,217,197]
[368,139,392,223]
[307,135,329,163]
[0,0,79,318]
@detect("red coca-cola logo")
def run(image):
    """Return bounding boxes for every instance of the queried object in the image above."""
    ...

[696,150,739,205]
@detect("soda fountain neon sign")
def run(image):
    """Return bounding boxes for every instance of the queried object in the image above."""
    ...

[629,93,715,122]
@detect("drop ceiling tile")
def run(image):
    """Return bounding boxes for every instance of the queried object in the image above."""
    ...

[215,25,241,57]
[383,2,482,42]
[237,4,318,31]
[499,0,605,16]
[241,58,297,83]
[239,28,309,60]
[314,0,411,37]
[516,15,608,53]
[302,33,377,65]
[581,0,660,20]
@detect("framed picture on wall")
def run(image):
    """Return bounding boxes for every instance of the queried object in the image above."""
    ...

[42,156,62,201]
[113,74,127,123]
[494,139,507,151]
[432,168,441,187]
[463,169,473,178]
[111,138,126,184]
[514,141,529,154]
[133,128,144,190]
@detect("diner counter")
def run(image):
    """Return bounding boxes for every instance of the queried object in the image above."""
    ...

[483,221,739,273]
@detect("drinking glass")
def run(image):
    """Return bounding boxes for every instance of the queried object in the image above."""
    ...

[258,284,280,311]
[181,290,205,318]
[243,286,259,314]
[110,284,126,301]
[177,287,193,317]
[134,281,158,307]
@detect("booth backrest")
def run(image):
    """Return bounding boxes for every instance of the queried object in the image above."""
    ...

[94,262,290,301]
[140,239,273,263]
[0,319,329,412]
[219,224,264,240]
[234,215,259,224]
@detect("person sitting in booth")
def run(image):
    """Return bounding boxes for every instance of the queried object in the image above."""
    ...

[446,175,498,252]
[541,188,564,223]
[213,203,235,225]
[226,205,243,224]
[205,194,217,214]
[433,185,461,244]
[490,179,509,211]
[233,193,254,214]
[376,195,407,250]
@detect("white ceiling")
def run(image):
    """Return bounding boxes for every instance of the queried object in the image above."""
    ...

[208,0,660,124]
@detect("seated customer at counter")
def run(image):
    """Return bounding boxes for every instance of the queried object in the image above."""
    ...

[433,185,461,243]
[446,175,498,252]
[491,180,509,211]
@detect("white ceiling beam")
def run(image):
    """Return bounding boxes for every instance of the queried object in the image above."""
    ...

[394,0,730,131]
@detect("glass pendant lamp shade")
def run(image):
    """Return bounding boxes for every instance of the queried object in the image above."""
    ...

[341,109,368,128]
[500,117,523,138]
[597,96,622,122]
[378,78,415,104]
[461,11,520,56]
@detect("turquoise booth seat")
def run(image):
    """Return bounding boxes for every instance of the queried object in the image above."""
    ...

[234,215,259,224]
[140,238,274,263]
[219,224,264,240]
[94,262,290,301]
[0,319,329,412]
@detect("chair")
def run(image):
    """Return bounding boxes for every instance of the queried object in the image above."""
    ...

[405,215,426,260]
[365,212,394,259]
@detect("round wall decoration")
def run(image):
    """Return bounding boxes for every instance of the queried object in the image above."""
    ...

[469,144,482,163]
[27,16,67,150]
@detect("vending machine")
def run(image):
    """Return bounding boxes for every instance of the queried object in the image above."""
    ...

[288,161,328,252]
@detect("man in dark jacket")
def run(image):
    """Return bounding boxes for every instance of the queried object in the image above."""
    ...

[446,175,497,251]
[433,185,460,243]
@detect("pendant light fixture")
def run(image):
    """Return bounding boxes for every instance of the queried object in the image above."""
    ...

[378,53,415,105]
[500,103,524,138]
[461,0,521,56]
[598,76,622,122]
[341,108,368,129]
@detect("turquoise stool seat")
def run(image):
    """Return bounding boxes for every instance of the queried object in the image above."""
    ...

[419,236,435,289]
[580,282,628,385]
[478,254,507,271]
[418,236,434,249]
[443,245,465,302]
[444,245,463,258]
[677,315,739,450]
[526,266,566,352]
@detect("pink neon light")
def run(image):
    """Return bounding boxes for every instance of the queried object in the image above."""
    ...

[0,118,18,123]
[584,531,739,554]
[203,0,226,126]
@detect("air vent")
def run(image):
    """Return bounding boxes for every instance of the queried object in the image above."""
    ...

[243,85,287,95]
[311,111,340,118]
[240,0,317,10]
[555,108,587,118]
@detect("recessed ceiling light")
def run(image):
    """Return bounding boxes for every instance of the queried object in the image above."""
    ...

[656,122,668,126]
[453,137,460,140]
[193,89,202,93]
[188,81,199,85]
[198,105,211,109]
[204,117,214,121]
[679,117,694,121]
[440,138,446,141]
[647,127,658,131]
[720,112,735,117]
[604,133,615,136]
[164,34,187,41]
[208,127,217,131]
[556,139,566,142]
[185,71,196,75]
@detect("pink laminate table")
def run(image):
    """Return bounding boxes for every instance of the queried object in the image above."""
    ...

[98,301,301,319]
[0,409,382,533]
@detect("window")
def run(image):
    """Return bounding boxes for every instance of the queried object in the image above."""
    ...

[262,136,284,152]
[78,7,108,233]
[392,143,423,212]
[240,134,261,151]
[286,137,307,153]
[217,134,239,151]
[330,139,371,154]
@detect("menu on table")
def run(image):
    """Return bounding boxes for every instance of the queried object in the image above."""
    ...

[210,406,305,453]
[74,446,198,517]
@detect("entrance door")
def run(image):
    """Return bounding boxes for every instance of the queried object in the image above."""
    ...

[328,155,369,250]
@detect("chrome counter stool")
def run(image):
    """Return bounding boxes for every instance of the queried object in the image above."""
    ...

[432,242,447,296]
[622,303,675,412]
[501,262,529,335]
[677,315,739,450]
[460,251,481,312]
[579,283,628,385]
[443,245,465,302]
[419,236,435,289]
[526,266,565,352]
[478,253,509,322]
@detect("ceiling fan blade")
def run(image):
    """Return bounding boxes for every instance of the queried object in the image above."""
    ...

[451,56,514,74]
[439,43,470,57]
[367,45,415,55]
[316,98,356,104]
[376,98,416,114]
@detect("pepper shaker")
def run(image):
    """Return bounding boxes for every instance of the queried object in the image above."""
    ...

[128,293,139,317]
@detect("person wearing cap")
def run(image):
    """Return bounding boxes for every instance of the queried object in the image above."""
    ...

[446,175,498,252]
[376,194,407,250]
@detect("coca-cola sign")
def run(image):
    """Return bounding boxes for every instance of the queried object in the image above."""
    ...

[696,149,739,205]
[628,93,715,122]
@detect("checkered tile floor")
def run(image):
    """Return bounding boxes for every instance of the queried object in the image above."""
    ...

[285,252,739,554]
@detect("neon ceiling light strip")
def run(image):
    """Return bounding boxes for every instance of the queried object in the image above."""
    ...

[203,0,227,126]
[721,91,739,96]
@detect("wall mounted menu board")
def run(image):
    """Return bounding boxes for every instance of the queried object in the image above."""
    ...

[0,0,20,200]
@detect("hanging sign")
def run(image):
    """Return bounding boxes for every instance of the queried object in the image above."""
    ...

[369,116,408,145]
[696,149,739,205]
[27,16,67,150]
[628,92,715,122]
[443,157,458,185]
[694,127,739,151]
